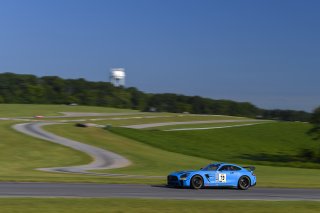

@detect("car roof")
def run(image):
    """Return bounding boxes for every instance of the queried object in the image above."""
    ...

[213,162,243,168]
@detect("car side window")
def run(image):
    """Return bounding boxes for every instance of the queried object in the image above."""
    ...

[219,165,241,171]
[207,165,218,171]
[231,166,241,171]
[219,165,230,171]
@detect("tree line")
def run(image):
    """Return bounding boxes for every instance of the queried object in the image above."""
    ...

[0,72,312,121]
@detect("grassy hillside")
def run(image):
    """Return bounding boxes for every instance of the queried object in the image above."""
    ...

[110,122,320,168]
[0,104,251,183]
[46,124,320,188]
[1,104,319,187]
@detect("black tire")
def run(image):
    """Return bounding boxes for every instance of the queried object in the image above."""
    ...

[190,175,204,189]
[238,176,251,190]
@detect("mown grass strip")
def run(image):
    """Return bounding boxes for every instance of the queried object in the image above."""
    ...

[0,198,319,213]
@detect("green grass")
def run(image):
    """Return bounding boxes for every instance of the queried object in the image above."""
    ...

[0,104,136,117]
[0,198,319,213]
[111,122,320,168]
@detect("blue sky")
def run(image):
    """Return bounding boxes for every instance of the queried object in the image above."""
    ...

[0,0,319,111]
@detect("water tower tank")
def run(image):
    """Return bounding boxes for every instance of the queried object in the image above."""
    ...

[110,68,125,87]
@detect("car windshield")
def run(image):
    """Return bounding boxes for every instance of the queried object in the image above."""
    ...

[201,164,220,171]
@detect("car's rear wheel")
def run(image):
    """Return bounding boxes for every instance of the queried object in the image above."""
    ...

[190,175,204,189]
[238,176,251,190]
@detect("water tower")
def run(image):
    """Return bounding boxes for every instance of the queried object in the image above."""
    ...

[110,68,125,87]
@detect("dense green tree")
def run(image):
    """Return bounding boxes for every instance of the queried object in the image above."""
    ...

[309,106,320,140]
[0,72,311,121]
[262,109,310,122]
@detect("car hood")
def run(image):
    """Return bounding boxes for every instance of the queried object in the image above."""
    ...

[169,170,197,176]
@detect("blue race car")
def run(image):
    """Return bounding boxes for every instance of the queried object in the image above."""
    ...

[167,162,256,190]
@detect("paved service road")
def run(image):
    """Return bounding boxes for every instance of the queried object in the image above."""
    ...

[123,119,267,129]
[0,183,319,200]
[13,122,131,174]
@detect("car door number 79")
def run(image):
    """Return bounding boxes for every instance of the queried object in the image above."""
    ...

[219,173,227,183]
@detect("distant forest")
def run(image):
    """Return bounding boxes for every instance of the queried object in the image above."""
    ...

[0,72,311,121]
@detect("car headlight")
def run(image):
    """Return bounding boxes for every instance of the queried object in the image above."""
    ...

[180,173,190,180]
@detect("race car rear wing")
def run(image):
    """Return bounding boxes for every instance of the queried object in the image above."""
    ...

[243,166,255,171]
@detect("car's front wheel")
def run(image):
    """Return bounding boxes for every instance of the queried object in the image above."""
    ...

[190,175,204,189]
[238,176,251,190]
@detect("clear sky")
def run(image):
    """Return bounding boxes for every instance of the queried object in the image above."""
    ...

[0,0,319,111]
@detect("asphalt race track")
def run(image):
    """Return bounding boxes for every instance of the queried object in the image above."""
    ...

[0,183,319,200]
